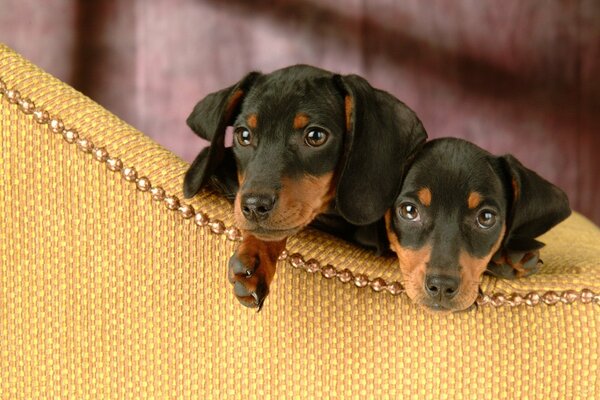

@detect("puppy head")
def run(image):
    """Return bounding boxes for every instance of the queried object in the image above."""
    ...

[184,66,347,240]
[184,65,427,241]
[386,138,570,313]
[231,66,348,240]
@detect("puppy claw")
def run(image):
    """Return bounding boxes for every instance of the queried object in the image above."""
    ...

[252,292,265,313]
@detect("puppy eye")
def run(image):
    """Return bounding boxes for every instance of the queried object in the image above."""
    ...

[304,129,328,147]
[476,209,497,229]
[398,202,420,222]
[235,128,253,146]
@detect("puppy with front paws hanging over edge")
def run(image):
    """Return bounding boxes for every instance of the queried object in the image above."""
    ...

[385,138,571,313]
[183,65,427,309]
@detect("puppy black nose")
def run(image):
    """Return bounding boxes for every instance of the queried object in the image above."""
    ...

[425,275,460,300]
[241,193,276,221]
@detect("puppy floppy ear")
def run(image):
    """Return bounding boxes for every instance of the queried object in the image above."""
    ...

[184,147,239,201]
[183,72,261,198]
[498,154,571,251]
[333,74,427,225]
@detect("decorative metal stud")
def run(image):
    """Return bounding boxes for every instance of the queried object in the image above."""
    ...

[386,282,404,295]
[6,89,20,104]
[164,195,180,210]
[136,177,151,192]
[288,253,305,269]
[150,187,166,201]
[305,259,321,273]
[18,97,35,114]
[321,264,337,279]
[106,158,123,172]
[122,167,138,182]
[370,278,386,292]
[337,269,353,283]
[560,290,578,304]
[93,147,109,162]
[179,204,195,219]
[50,118,65,133]
[580,289,594,304]
[33,108,50,124]
[224,226,242,242]
[506,293,524,307]
[541,291,560,305]
[278,249,289,261]
[77,138,93,153]
[525,292,541,306]
[208,220,225,235]
[354,274,369,288]
[491,293,507,307]
[63,129,79,143]
[194,212,209,227]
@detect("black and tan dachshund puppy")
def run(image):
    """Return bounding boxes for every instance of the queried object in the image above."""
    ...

[385,138,571,313]
[183,65,427,309]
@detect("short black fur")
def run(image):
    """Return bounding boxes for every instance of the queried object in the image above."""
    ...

[333,74,427,225]
[391,137,571,277]
[183,65,427,250]
[387,137,571,312]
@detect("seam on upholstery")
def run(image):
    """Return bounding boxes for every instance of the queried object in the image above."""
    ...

[1,77,598,308]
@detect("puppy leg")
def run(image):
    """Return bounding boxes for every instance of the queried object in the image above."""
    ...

[228,233,287,310]
[486,249,541,279]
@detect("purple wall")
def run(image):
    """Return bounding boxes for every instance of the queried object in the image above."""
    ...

[2,0,598,223]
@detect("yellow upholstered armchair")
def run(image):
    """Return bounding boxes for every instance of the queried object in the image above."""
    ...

[1,44,599,398]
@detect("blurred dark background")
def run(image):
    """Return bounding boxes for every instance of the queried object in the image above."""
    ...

[1,0,599,224]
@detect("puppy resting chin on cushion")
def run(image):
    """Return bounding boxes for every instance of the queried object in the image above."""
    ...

[385,138,571,313]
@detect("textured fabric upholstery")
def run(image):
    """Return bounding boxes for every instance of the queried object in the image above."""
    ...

[1,44,599,399]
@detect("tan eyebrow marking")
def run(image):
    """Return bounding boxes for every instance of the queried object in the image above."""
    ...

[511,178,520,202]
[417,187,432,207]
[293,113,310,130]
[246,114,258,129]
[468,191,482,209]
[344,96,353,132]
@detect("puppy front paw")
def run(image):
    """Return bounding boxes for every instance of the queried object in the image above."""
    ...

[228,250,270,310]
[487,249,541,279]
[226,234,286,311]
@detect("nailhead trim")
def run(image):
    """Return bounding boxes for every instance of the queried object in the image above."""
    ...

[2,77,599,307]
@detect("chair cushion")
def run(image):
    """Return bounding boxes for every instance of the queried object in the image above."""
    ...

[1,44,599,399]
